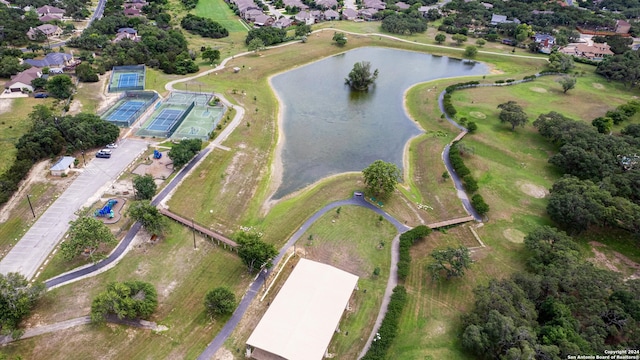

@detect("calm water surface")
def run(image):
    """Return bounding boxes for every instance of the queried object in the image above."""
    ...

[272,47,489,198]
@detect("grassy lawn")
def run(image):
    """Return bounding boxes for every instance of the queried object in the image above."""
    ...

[193,0,247,33]
[3,222,250,359]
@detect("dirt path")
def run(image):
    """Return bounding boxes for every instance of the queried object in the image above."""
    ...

[0,160,51,223]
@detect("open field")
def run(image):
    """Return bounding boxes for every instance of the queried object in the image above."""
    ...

[2,222,250,359]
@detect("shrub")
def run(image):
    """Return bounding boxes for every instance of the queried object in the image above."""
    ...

[463,175,478,193]
[398,225,432,281]
[360,286,408,360]
[471,194,489,215]
[467,122,478,133]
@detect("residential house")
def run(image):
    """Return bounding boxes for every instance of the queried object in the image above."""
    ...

[273,17,293,29]
[295,10,314,25]
[234,0,262,16]
[113,27,141,43]
[363,0,385,10]
[36,5,65,18]
[283,0,308,10]
[27,24,62,40]
[243,8,263,22]
[310,10,323,21]
[615,20,631,34]
[359,8,378,20]
[342,8,358,20]
[25,52,74,68]
[4,67,42,93]
[50,156,75,177]
[324,9,339,20]
[561,43,613,60]
[533,33,555,47]
[490,13,520,26]
[124,2,146,10]
[123,7,142,16]
[480,2,493,9]
[316,0,337,9]
[254,14,274,26]
[395,1,410,9]
[418,6,433,17]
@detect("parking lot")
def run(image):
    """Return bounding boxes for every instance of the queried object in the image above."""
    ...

[0,139,147,280]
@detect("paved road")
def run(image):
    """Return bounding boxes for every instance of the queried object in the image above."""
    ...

[0,139,147,280]
[197,195,409,360]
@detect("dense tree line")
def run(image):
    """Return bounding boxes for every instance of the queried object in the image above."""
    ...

[0,48,31,78]
[380,13,427,35]
[180,0,198,9]
[597,50,640,89]
[361,286,408,360]
[0,273,45,336]
[448,142,490,215]
[0,106,118,206]
[462,226,640,359]
[533,112,640,235]
[168,138,202,169]
[180,14,229,39]
[245,27,287,46]
[0,5,42,46]
[398,225,431,280]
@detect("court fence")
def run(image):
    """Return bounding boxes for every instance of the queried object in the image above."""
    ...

[108,65,146,93]
[100,91,158,127]
[136,101,195,138]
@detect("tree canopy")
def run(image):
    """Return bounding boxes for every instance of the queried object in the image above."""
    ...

[168,139,202,169]
[380,13,427,35]
[428,246,472,280]
[497,101,528,131]
[180,14,229,39]
[46,75,74,99]
[245,27,286,46]
[362,160,401,198]
[332,32,347,46]
[0,273,45,335]
[128,200,167,236]
[204,287,236,316]
[133,174,157,200]
[235,232,278,273]
[558,76,576,94]
[345,61,379,91]
[91,281,158,324]
[61,217,117,261]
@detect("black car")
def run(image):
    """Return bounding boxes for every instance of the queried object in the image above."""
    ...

[34,93,49,98]
[96,151,111,158]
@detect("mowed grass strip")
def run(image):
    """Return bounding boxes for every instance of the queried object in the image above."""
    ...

[4,222,249,359]
[193,0,247,33]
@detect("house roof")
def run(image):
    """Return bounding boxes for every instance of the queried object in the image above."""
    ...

[274,17,293,27]
[39,14,62,22]
[25,52,72,68]
[37,5,65,15]
[50,156,75,171]
[342,8,358,17]
[324,9,339,18]
[32,24,61,35]
[254,14,272,24]
[123,8,141,15]
[246,259,359,360]
[117,27,137,34]
[576,43,614,56]
[396,1,410,9]
[295,10,311,20]
[5,67,41,89]
[534,33,555,42]
[316,0,337,8]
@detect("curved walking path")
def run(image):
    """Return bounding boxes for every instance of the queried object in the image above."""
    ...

[197,195,409,360]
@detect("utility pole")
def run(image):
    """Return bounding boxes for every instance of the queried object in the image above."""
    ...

[26,195,35,218]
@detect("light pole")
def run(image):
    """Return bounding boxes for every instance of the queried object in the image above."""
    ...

[26,195,35,218]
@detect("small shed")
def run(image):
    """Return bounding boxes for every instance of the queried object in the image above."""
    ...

[50,156,75,176]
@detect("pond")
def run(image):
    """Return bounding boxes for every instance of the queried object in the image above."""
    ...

[271,46,489,199]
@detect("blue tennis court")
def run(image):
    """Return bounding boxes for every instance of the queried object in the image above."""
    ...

[147,109,184,131]
[118,73,139,87]
[106,100,145,122]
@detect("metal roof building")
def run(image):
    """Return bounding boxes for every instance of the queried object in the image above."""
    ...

[246,259,359,360]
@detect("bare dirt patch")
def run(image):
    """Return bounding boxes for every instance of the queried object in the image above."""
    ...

[67,99,82,115]
[0,99,13,115]
[132,151,173,182]
[469,111,486,119]
[592,83,605,90]
[530,87,548,93]
[503,228,525,244]
[304,240,369,277]
[589,241,640,280]
[518,181,548,199]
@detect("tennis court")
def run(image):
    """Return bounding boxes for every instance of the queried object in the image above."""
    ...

[147,109,184,132]
[109,65,146,93]
[118,73,139,88]
[106,100,145,122]
[171,105,225,140]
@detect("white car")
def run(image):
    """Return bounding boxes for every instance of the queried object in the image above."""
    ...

[106,143,118,149]
[100,149,112,154]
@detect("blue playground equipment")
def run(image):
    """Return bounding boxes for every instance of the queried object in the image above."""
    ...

[95,199,117,218]
[153,150,162,159]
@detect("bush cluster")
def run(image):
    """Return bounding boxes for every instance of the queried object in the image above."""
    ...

[442,93,456,116]
[397,225,432,280]
[449,143,489,215]
[572,56,599,66]
[471,194,489,215]
[181,14,229,39]
[360,286,408,360]
[523,75,537,81]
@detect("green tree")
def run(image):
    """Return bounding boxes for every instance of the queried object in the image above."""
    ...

[204,287,236,316]
[295,24,311,37]
[0,273,45,335]
[471,194,489,215]
[428,246,472,280]
[247,37,265,54]
[466,122,478,133]
[558,76,576,93]
[201,47,220,64]
[45,74,74,99]
[515,23,534,43]
[548,52,575,73]
[31,77,47,90]
[168,139,202,169]
[128,200,167,236]
[133,174,157,200]
[434,33,446,44]
[362,160,401,198]
[332,31,347,46]
[61,217,117,261]
[592,116,613,134]
[475,39,486,47]
[91,281,158,324]
[0,56,28,78]
[345,61,379,91]
[497,101,528,131]
[75,62,98,82]
[451,33,467,45]
[464,45,478,58]
[235,231,278,273]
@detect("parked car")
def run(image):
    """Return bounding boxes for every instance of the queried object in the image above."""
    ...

[100,149,112,154]
[96,151,111,159]
[34,93,49,98]
[106,143,118,149]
